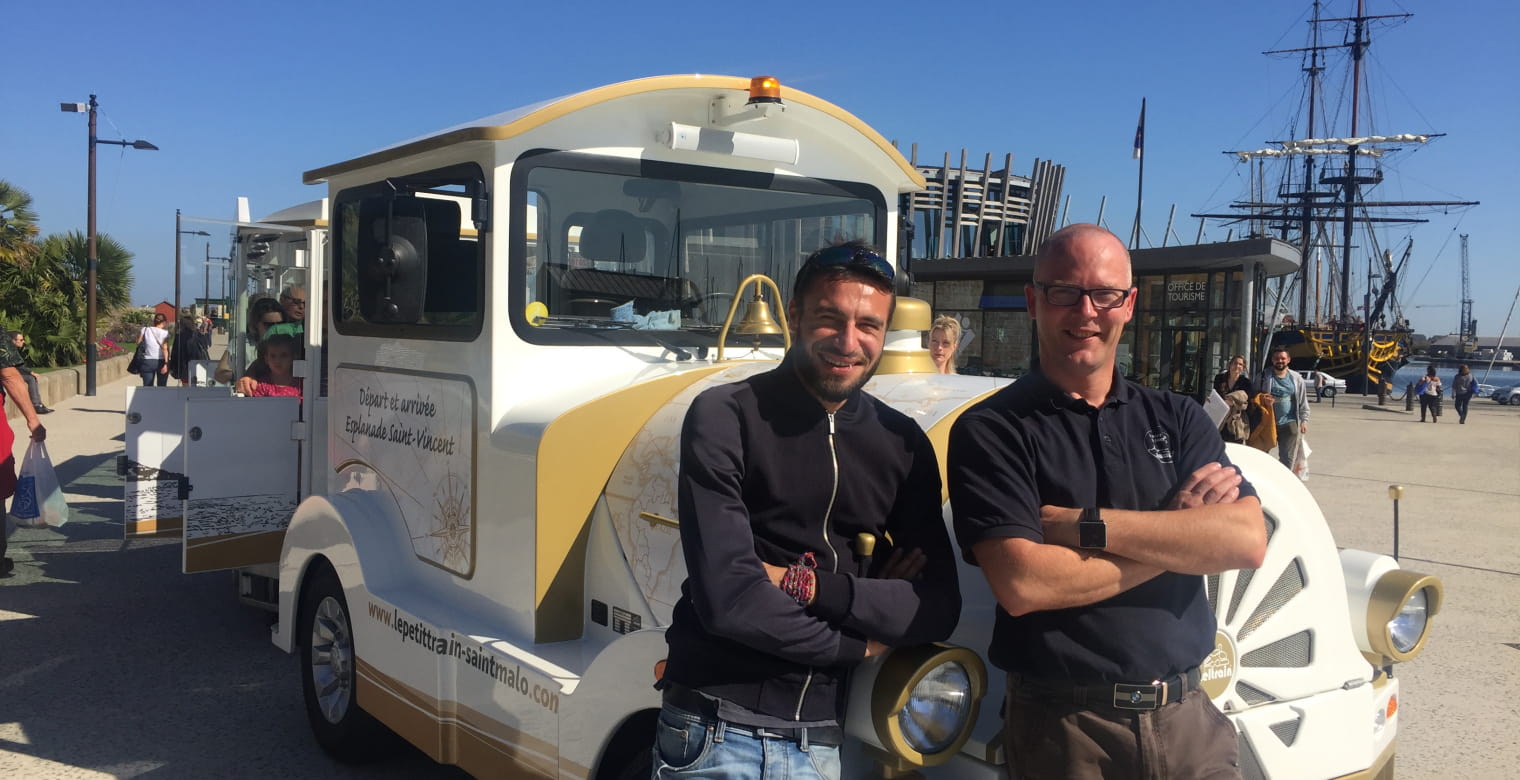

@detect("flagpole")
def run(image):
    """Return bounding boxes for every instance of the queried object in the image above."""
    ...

[1131,98,1146,249]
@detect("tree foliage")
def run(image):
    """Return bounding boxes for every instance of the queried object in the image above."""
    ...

[0,181,141,367]
[38,231,136,312]
[0,179,40,267]
[0,253,85,366]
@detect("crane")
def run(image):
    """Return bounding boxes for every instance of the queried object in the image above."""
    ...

[1459,234,1475,354]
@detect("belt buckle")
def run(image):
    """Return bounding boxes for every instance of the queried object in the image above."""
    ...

[1113,680,1166,711]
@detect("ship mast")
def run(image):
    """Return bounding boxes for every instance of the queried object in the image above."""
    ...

[1194,1,1475,321]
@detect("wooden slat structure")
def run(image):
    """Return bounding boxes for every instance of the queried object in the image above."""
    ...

[901,146,1065,260]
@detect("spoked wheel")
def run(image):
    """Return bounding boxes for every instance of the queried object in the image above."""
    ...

[300,564,394,763]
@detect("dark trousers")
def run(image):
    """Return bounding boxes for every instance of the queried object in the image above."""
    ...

[1454,393,1472,423]
[1419,394,1440,421]
[1003,677,1240,780]
[21,373,43,408]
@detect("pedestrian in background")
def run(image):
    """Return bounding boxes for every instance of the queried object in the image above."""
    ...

[1450,364,1477,424]
[929,314,962,374]
[1254,347,1309,469]
[1416,366,1443,423]
[6,332,53,414]
[1213,354,1251,397]
[135,313,171,387]
[169,309,211,387]
[0,346,47,576]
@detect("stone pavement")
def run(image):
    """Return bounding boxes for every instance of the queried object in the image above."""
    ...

[0,377,462,777]
[1292,391,1520,778]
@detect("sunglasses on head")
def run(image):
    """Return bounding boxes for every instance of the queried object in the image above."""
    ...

[801,245,895,283]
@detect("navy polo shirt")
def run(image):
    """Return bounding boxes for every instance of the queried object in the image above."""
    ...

[949,368,1256,683]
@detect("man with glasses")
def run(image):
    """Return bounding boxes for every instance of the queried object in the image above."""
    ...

[266,285,307,341]
[949,224,1265,778]
[656,241,960,779]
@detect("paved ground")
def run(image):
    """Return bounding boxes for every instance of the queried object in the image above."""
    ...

[0,375,465,779]
[1294,392,1520,778]
[1,380,1515,778]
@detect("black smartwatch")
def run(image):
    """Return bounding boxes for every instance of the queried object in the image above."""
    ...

[1078,507,1106,550]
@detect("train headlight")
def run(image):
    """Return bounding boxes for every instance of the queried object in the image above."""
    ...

[899,661,973,753]
[871,645,987,766]
[1388,587,1429,654]
[1341,549,1444,664]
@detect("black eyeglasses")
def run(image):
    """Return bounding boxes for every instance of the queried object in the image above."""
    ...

[1033,282,1131,309]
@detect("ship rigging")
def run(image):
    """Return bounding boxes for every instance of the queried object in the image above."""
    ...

[1191,0,1478,391]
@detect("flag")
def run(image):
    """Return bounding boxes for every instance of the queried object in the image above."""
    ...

[1133,98,1146,160]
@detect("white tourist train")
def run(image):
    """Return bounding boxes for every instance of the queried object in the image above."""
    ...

[123,74,1441,779]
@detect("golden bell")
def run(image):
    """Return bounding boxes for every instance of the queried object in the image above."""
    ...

[734,295,783,336]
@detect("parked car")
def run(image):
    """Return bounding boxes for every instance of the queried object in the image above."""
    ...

[1298,370,1349,398]
[1492,385,1520,405]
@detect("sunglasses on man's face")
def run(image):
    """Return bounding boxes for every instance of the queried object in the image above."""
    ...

[801,245,895,283]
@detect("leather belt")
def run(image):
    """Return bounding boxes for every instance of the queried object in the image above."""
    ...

[661,684,845,747]
[1011,667,1202,711]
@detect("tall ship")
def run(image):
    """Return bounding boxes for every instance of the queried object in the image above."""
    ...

[1194,0,1477,392]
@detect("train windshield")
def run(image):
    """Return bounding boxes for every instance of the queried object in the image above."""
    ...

[515,151,884,346]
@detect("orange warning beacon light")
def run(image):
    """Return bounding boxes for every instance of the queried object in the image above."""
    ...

[747,76,782,105]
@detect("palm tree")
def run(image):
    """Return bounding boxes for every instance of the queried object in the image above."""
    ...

[37,230,136,312]
[0,248,83,366]
[0,180,40,266]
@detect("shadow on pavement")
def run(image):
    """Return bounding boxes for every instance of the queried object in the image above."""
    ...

[1,442,462,778]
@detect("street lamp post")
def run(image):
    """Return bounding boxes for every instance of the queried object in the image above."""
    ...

[175,209,209,317]
[60,95,157,396]
[204,244,232,307]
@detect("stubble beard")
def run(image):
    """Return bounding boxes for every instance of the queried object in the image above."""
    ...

[794,348,881,404]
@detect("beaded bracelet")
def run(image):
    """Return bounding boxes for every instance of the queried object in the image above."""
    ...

[780,552,818,606]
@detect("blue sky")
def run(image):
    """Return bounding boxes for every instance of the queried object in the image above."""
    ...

[7,0,1515,339]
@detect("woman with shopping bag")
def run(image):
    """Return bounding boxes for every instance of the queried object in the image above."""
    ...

[0,344,46,577]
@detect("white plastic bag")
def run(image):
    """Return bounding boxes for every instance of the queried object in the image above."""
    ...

[1291,435,1312,482]
[7,441,69,528]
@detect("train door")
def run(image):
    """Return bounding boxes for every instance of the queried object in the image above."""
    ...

[180,395,301,573]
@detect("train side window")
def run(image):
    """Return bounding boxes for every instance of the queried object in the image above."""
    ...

[332,163,487,340]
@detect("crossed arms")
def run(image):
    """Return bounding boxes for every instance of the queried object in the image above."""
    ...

[951,410,1266,619]
[677,392,961,668]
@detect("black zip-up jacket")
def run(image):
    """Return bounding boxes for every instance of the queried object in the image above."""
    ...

[663,359,961,722]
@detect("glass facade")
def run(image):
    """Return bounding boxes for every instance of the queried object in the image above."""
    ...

[1132,270,1243,396]
[921,269,1245,396]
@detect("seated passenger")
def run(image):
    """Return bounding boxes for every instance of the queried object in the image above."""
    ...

[216,297,285,385]
[237,334,302,399]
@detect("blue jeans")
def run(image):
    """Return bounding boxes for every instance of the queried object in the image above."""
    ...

[1454,393,1472,423]
[651,702,841,779]
[139,359,168,386]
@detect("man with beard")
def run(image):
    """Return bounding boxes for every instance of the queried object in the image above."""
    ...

[949,224,1265,779]
[1254,347,1308,467]
[654,242,961,779]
